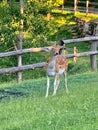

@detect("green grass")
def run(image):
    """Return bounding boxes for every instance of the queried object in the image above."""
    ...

[0,71,98,130]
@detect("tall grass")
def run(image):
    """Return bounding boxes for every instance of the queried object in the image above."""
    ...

[0,71,98,130]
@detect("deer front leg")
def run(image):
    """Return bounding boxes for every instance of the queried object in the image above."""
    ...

[53,73,59,96]
[45,75,50,97]
[63,71,68,93]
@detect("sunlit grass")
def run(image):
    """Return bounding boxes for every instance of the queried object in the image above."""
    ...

[52,9,98,22]
[76,11,98,21]
[52,9,74,15]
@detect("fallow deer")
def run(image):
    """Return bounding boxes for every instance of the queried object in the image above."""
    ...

[45,44,68,97]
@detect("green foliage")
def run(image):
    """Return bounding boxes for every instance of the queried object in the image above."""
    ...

[0,0,57,82]
[0,0,98,82]
[54,0,63,6]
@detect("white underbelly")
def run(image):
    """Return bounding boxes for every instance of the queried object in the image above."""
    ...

[59,69,65,75]
[46,59,65,76]
[47,68,65,76]
[47,68,55,76]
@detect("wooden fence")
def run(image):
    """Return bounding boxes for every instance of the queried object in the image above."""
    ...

[62,0,98,15]
[0,36,98,82]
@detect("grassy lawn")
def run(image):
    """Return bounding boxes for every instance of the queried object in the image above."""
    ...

[0,71,98,130]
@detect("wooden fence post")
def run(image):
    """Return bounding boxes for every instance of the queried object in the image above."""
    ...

[86,0,89,16]
[73,46,78,63]
[90,40,97,71]
[17,0,24,83]
[62,0,65,13]
[74,0,77,16]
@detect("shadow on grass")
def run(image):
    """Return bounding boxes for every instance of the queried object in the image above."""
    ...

[0,79,47,101]
[0,88,26,101]
[0,78,59,101]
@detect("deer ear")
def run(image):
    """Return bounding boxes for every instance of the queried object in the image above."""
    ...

[60,39,64,46]
[59,48,62,54]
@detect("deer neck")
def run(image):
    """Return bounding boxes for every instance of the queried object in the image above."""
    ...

[48,55,56,69]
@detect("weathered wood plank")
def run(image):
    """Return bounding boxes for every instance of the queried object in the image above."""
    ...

[0,46,53,58]
[90,41,97,71]
[66,51,98,58]
[1,50,98,74]
[1,36,98,58]
[0,62,46,74]
[62,36,98,44]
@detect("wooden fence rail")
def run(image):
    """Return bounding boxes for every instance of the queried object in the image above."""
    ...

[62,0,98,15]
[0,62,46,74]
[0,46,53,58]
[62,36,98,71]
[0,50,98,74]
[0,36,98,81]
[0,36,98,58]
[76,0,98,15]
[62,36,98,44]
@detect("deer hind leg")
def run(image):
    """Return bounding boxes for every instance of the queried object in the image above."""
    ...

[53,73,60,96]
[45,75,50,97]
[63,71,68,93]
